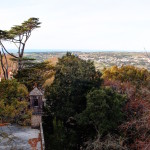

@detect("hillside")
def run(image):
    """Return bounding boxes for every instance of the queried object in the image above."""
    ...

[0,55,17,74]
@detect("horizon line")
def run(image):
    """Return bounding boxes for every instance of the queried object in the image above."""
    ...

[8,49,150,53]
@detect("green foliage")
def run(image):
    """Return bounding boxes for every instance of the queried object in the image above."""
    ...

[0,18,41,43]
[43,116,81,150]
[14,61,54,91]
[1,18,41,40]
[0,79,31,125]
[44,53,102,149]
[0,100,31,125]
[45,53,102,122]
[10,57,36,68]
[0,30,8,39]
[0,17,41,71]
[77,88,126,135]
[0,79,28,104]
[44,118,67,150]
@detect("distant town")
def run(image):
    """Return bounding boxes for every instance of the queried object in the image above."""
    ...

[24,52,150,70]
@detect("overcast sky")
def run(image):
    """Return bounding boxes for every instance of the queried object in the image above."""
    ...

[0,0,150,51]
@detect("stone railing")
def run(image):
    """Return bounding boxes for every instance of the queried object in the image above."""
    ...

[40,123,45,150]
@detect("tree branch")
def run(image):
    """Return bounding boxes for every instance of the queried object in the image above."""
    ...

[0,50,7,79]
[0,41,18,59]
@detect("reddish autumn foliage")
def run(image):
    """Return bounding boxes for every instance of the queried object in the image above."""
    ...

[103,79,150,150]
[120,97,150,150]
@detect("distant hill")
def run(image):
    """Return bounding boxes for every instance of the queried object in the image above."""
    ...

[46,57,58,66]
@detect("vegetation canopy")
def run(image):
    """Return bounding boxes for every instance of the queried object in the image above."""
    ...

[0,79,31,125]
[0,17,41,79]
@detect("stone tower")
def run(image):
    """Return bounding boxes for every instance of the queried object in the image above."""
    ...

[29,87,44,128]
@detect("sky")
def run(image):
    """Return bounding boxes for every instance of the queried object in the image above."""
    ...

[0,0,150,51]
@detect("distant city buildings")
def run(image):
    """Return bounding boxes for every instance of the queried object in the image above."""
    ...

[25,52,150,71]
[1,52,149,81]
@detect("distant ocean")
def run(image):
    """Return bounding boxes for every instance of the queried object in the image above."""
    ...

[8,49,148,53]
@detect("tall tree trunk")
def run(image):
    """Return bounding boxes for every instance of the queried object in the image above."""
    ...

[18,58,22,71]
[0,48,8,79]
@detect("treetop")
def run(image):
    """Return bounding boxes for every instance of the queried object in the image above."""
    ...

[0,17,41,40]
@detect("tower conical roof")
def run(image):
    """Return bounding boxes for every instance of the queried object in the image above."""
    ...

[29,87,43,96]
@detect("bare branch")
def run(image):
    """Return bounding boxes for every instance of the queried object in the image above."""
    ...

[0,41,18,58]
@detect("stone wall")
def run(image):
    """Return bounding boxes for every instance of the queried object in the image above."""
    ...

[31,115,42,128]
